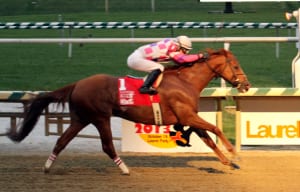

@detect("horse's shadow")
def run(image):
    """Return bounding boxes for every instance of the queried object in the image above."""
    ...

[198,167,226,174]
[123,155,217,167]
[52,155,226,175]
[123,155,226,174]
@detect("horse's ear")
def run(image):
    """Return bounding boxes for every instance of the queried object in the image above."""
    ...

[204,48,214,55]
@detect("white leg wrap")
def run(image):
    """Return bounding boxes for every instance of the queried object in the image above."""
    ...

[44,153,57,173]
[119,162,130,175]
[114,156,130,175]
[45,159,53,169]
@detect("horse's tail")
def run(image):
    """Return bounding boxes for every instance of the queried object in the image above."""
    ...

[7,83,76,142]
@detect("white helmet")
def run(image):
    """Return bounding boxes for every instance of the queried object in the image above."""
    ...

[176,35,192,50]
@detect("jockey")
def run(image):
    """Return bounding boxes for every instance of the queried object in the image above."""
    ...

[127,35,207,95]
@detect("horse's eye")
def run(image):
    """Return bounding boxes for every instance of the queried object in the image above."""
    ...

[234,66,239,70]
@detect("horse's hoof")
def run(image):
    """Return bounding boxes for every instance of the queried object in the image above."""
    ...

[121,172,130,176]
[43,167,50,174]
[230,162,240,170]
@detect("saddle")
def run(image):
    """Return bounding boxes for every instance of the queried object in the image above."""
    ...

[118,75,163,124]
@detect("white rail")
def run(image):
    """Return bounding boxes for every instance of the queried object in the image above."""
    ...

[0,37,297,43]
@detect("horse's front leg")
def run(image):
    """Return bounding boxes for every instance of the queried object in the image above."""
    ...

[191,116,236,153]
[181,113,239,169]
[191,127,240,169]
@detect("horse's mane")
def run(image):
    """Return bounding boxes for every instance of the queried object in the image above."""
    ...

[205,48,230,57]
[164,48,229,72]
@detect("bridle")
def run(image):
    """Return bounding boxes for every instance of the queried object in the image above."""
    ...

[204,56,244,88]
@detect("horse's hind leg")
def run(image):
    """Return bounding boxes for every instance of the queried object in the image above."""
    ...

[94,118,130,175]
[191,127,240,169]
[44,122,86,173]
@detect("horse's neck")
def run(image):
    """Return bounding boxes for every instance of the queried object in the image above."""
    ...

[175,63,215,92]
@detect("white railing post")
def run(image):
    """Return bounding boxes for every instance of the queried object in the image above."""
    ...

[286,8,300,88]
[221,42,231,88]
[105,0,109,13]
[151,0,155,12]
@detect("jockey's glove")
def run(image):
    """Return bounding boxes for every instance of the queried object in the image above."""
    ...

[198,52,209,60]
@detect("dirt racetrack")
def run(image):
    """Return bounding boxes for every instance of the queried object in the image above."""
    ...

[0,151,300,192]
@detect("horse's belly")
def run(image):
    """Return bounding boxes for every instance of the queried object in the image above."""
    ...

[116,106,177,125]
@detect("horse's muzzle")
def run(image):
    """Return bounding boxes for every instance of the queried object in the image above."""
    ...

[234,80,251,93]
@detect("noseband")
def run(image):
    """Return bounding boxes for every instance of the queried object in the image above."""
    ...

[205,56,243,88]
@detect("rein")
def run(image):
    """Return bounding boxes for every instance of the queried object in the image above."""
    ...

[204,56,242,88]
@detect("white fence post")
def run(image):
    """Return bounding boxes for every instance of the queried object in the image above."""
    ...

[105,0,109,13]
[151,0,155,12]
[286,8,300,88]
[221,42,231,88]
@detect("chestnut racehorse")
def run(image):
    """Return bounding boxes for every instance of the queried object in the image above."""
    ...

[7,49,250,175]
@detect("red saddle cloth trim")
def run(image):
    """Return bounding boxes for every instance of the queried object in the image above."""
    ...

[118,76,160,106]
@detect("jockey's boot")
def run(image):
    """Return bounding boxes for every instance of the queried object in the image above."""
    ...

[139,69,162,95]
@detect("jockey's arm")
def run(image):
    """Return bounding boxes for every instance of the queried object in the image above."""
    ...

[169,52,201,64]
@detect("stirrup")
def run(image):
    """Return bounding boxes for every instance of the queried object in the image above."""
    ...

[139,87,158,95]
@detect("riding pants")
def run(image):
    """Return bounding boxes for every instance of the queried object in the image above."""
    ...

[127,50,164,73]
